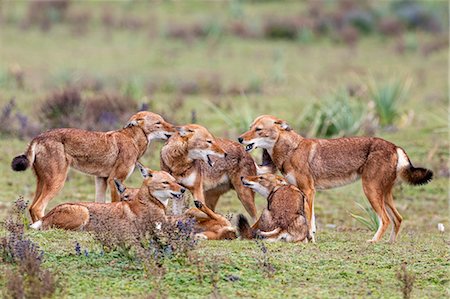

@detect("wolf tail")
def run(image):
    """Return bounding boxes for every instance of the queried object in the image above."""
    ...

[11,142,36,172]
[396,148,433,185]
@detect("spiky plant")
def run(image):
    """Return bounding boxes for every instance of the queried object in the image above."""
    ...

[350,200,380,232]
[368,78,412,127]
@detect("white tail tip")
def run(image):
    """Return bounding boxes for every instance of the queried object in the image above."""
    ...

[30,220,43,230]
[438,223,445,232]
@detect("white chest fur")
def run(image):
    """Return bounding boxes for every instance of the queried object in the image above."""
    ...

[180,171,197,187]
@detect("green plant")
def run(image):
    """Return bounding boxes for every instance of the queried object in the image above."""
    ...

[368,78,412,127]
[301,90,367,138]
[350,200,380,232]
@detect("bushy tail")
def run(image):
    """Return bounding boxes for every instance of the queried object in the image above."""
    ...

[400,166,433,185]
[11,155,30,171]
[237,214,254,240]
[11,142,36,171]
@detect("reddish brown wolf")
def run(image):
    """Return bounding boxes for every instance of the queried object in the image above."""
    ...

[11,111,175,221]
[238,174,310,243]
[161,124,258,220]
[114,166,236,240]
[30,169,185,231]
[238,115,433,243]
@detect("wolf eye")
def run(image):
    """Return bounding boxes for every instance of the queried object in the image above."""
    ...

[155,121,161,125]
[258,176,263,179]
[163,181,169,184]
[255,128,262,131]
[188,129,194,133]
[206,140,212,144]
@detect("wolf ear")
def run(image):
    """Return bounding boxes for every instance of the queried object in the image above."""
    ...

[124,120,138,128]
[176,126,188,137]
[275,120,292,131]
[136,162,152,178]
[113,178,126,195]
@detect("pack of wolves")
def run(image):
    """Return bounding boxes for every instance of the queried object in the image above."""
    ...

[12,111,433,243]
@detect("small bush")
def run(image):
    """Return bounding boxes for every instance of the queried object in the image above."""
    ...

[91,214,198,262]
[368,78,412,127]
[1,198,61,299]
[0,99,42,139]
[378,16,405,36]
[38,87,139,131]
[83,93,138,131]
[39,87,84,129]
[263,17,301,40]
[21,0,70,31]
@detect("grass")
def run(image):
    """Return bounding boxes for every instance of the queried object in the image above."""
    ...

[0,229,447,298]
[0,1,448,298]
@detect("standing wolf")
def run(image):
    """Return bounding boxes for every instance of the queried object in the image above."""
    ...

[11,111,175,221]
[238,115,433,243]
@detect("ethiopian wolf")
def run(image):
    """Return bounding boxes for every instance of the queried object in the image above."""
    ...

[239,173,310,243]
[12,111,175,221]
[30,169,185,232]
[238,115,433,243]
[161,124,258,220]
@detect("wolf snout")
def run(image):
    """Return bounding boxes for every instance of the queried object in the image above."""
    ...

[224,152,228,158]
[194,200,203,208]
[240,176,244,181]
[181,188,186,193]
[238,137,243,144]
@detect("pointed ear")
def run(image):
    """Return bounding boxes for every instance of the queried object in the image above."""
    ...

[176,126,188,137]
[275,120,292,131]
[124,120,138,129]
[113,178,126,194]
[136,162,152,178]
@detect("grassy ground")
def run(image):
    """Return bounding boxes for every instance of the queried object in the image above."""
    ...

[0,1,449,298]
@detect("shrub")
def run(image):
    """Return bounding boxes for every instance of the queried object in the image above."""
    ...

[39,87,84,128]
[21,0,70,31]
[83,93,138,131]
[263,16,301,40]
[0,99,41,139]
[378,16,405,36]
[344,9,375,34]
[38,87,139,131]
[1,198,61,299]
[368,78,412,127]
[91,214,198,262]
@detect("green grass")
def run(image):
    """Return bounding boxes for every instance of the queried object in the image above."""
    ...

[0,1,449,298]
